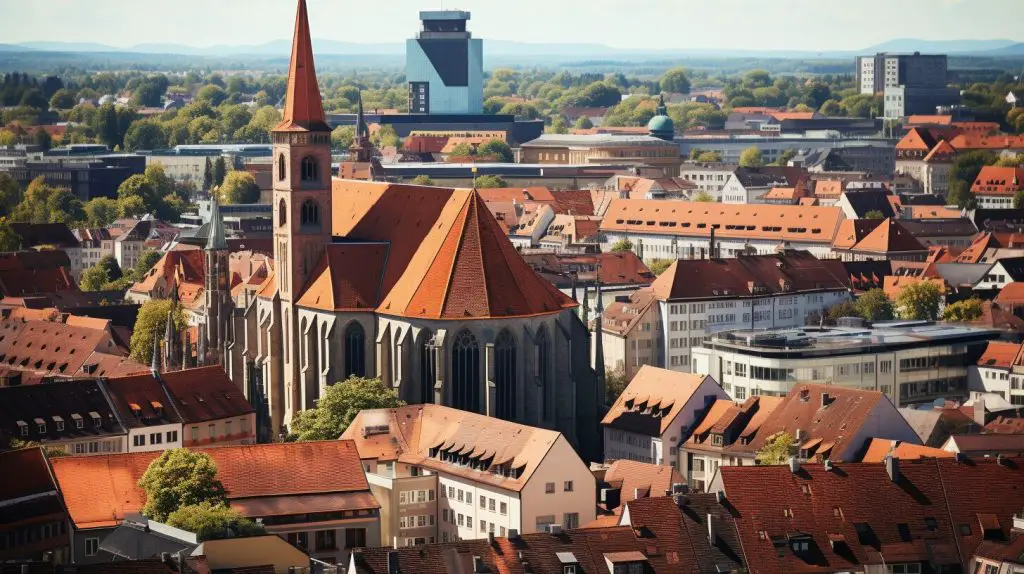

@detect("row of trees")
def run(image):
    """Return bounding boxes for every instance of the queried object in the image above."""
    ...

[822,285,981,324]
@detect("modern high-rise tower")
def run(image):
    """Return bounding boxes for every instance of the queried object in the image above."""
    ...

[405,10,483,115]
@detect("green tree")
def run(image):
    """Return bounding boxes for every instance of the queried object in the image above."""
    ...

[372,125,400,149]
[290,377,405,442]
[331,125,355,151]
[549,116,569,134]
[1016,190,1024,209]
[660,68,691,94]
[203,157,214,191]
[212,157,227,188]
[449,142,474,157]
[864,209,886,220]
[948,151,995,209]
[195,85,228,106]
[0,173,20,217]
[739,146,764,167]
[139,449,227,522]
[33,129,52,152]
[49,89,76,110]
[648,259,674,276]
[776,149,797,166]
[574,116,593,130]
[473,175,507,189]
[854,289,895,322]
[477,139,513,162]
[0,129,16,146]
[610,238,634,252]
[7,437,68,459]
[896,281,942,321]
[695,151,723,162]
[217,171,260,204]
[412,175,435,186]
[129,298,186,363]
[942,298,984,322]
[693,191,715,202]
[124,120,167,151]
[605,367,628,406]
[80,255,122,291]
[11,177,84,224]
[118,195,148,218]
[0,217,21,252]
[133,250,163,279]
[824,300,859,325]
[95,103,120,149]
[819,100,842,116]
[755,431,794,465]
[166,502,265,542]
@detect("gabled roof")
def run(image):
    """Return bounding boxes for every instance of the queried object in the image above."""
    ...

[601,366,716,436]
[994,281,1024,305]
[0,379,125,447]
[651,250,850,302]
[296,243,388,311]
[378,190,575,320]
[977,340,1021,369]
[971,166,1024,196]
[896,127,942,151]
[831,219,883,250]
[103,374,182,429]
[112,366,254,425]
[51,441,373,530]
[600,460,684,507]
[850,219,928,254]
[860,438,954,462]
[9,223,80,249]
[923,138,957,163]
[841,189,898,219]
[720,457,1024,573]
[341,404,566,493]
[725,383,902,461]
[273,0,330,133]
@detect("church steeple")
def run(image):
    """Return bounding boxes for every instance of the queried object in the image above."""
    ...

[274,0,330,133]
[350,91,373,163]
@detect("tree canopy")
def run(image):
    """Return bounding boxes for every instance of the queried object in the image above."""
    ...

[139,449,227,522]
[80,255,123,292]
[854,289,895,322]
[411,175,435,186]
[166,502,265,542]
[217,171,261,205]
[896,281,943,321]
[755,431,794,465]
[610,238,634,253]
[289,377,405,442]
[129,298,187,363]
[738,146,764,167]
[659,68,691,94]
[10,177,84,225]
[942,298,984,322]
[473,175,507,189]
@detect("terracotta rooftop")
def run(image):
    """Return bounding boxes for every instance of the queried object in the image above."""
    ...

[719,457,1024,573]
[103,374,182,430]
[994,281,1024,306]
[687,396,784,454]
[923,138,957,163]
[272,0,330,133]
[831,219,883,250]
[476,186,555,203]
[977,340,1021,369]
[907,114,953,126]
[725,383,906,462]
[51,440,373,530]
[651,250,850,302]
[971,166,1024,197]
[0,316,147,380]
[600,288,656,337]
[848,218,928,254]
[600,459,684,507]
[601,199,844,244]
[296,243,388,311]
[984,416,1024,434]
[602,366,717,436]
[860,438,954,462]
[109,366,254,425]
[377,189,575,319]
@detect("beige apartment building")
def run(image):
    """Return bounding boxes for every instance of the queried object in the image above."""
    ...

[342,404,596,548]
[519,134,683,178]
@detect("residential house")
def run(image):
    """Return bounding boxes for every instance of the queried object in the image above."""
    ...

[859,438,954,461]
[973,256,1024,291]
[73,228,115,274]
[836,189,899,220]
[114,218,178,271]
[0,379,127,456]
[50,441,380,565]
[898,406,982,447]
[521,251,654,308]
[599,288,659,380]
[601,366,730,468]
[678,162,740,196]
[600,200,846,261]
[970,537,1024,574]
[8,223,84,280]
[592,459,685,515]
[341,404,597,546]
[972,166,1024,209]
[720,168,797,204]
[941,433,1024,457]
[103,374,183,453]
[157,366,257,447]
[969,340,1024,406]
[712,456,1024,574]
[830,218,930,261]
[0,448,69,563]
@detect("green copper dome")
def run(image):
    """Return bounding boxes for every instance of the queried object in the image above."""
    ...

[647,94,674,140]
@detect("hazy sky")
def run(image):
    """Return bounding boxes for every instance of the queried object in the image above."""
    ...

[3,0,1022,51]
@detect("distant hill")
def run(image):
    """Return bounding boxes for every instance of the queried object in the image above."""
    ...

[862,38,1018,54]
[989,43,1024,56]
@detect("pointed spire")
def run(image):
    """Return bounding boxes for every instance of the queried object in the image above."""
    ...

[656,93,667,116]
[164,310,177,370]
[274,0,330,133]
[169,275,179,306]
[356,91,368,140]
[580,283,590,324]
[206,195,228,252]
[150,328,160,377]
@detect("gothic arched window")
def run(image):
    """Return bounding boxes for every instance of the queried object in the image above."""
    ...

[278,199,287,227]
[537,327,551,421]
[300,156,319,182]
[278,154,286,181]
[300,199,320,229]
[451,330,480,413]
[418,330,436,404]
[494,330,517,421]
[344,322,366,379]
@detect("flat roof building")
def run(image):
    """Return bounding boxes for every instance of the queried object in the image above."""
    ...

[406,10,483,115]
[692,321,1000,406]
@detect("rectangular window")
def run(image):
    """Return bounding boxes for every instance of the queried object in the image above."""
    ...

[208,424,215,439]
[545,482,555,494]
[191,426,199,441]
[500,502,508,515]
[225,420,233,436]
[458,514,464,526]
[84,537,99,556]
[480,496,486,509]
[480,520,487,533]
[133,435,145,447]
[344,528,367,548]
[166,430,178,443]
[564,481,574,492]
[489,499,496,512]
[563,512,579,530]
[458,490,464,502]
[442,509,448,522]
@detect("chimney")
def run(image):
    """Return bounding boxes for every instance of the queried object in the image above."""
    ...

[885,455,900,483]
[707,513,717,546]
[789,457,801,474]
[387,550,400,574]
[973,397,986,427]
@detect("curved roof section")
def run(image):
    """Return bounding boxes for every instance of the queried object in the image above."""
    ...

[379,189,576,320]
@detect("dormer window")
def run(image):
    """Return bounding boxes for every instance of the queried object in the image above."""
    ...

[712,433,724,446]
[300,156,319,182]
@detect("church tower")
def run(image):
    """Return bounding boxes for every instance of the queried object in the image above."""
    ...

[272,0,333,423]
[349,92,373,163]
[204,195,231,364]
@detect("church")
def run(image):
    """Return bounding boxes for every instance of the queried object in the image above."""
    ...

[193,0,606,460]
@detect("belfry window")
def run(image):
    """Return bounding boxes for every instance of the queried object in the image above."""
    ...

[278,199,287,227]
[300,199,320,229]
[278,154,286,181]
[300,156,318,182]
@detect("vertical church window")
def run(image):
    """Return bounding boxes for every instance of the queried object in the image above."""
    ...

[537,327,551,421]
[278,154,286,181]
[451,330,480,413]
[345,322,366,378]
[301,156,319,182]
[418,331,435,404]
[278,199,287,227]
[494,330,517,421]
[300,199,320,229]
